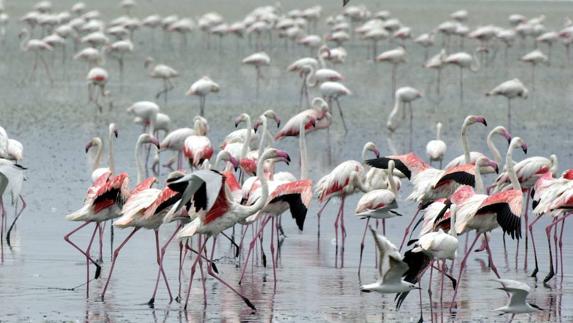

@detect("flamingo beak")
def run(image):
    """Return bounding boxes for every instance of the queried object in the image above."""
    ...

[522,144,528,154]
[151,138,160,149]
[85,141,94,153]
[374,148,381,158]
[480,118,488,126]
[231,156,239,171]
[275,117,281,128]
[113,129,119,138]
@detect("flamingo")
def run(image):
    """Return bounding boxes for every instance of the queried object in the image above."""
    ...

[485,78,528,133]
[426,122,447,168]
[0,153,25,248]
[356,159,401,277]
[145,57,179,104]
[171,147,291,310]
[19,28,53,84]
[414,32,435,61]
[242,51,270,98]
[386,86,423,152]
[315,155,371,266]
[74,47,103,69]
[86,123,118,183]
[87,66,109,112]
[450,137,527,305]
[160,116,209,169]
[320,81,351,133]
[183,135,213,169]
[186,76,220,117]
[275,98,331,140]
[106,39,133,88]
[520,49,548,91]
[444,51,480,107]
[536,31,558,60]
[424,49,446,96]
[376,46,407,98]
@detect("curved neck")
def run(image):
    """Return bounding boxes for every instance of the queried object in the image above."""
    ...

[317,48,326,68]
[461,122,471,164]
[135,137,146,183]
[475,163,485,194]
[487,131,502,165]
[240,115,252,159]
[506,146,521,192]
[108,129,115,174]
[388,97,401,126]
[241,153,270,215]
[448,206,456,236]
[300,119,308,179]
[388,164,397,194]
[436,124,442,140]
[305,65,317,87]
[353,171,369,193]
[256,116,268,158]
[92,140,103,171]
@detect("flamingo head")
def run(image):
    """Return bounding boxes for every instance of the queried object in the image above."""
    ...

[109,123,119,138]
[144,56,154,68]
[193,116,209,135]
[139,133,160,149]
[263,148,291,165]
[85,137,102,153]
[364,141,380,158]
[512,137,528,154]
[262,109,281,128]
[520,88,529,99]
[234,113,249,128]
[493,126,512,144]
[312,97,329,113]
[477,157,499,174]
[467,115,487,127]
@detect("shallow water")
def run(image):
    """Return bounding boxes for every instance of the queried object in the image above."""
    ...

[1,0,573,322]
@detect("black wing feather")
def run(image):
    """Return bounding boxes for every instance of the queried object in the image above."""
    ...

[365,157,411,179]
[477,203,522,240]
[271,194,307,231]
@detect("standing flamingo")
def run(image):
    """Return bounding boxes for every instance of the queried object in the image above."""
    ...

[520,49,548,91]
[485,78,528,133]
[444,51,479,107]
[145,57,179,104]
[87,66,109,112]
[376,46,407,99]
[186,76,220,117]
[386,86,423,151]
[19,28,53,84]
[242,51,270,98]
[106,39,133,89]
[320,81,351,133]
[426,122,447,168]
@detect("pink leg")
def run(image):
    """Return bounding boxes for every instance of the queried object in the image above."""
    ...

[317,198,331,237]
[198,244,207,306]
[450,233,481,307]
[64,221,101,278]
[524,190,530,270]
[553,220,559,274]
[334,201,342,268]
[428,260,434,314]
[515,234,520,270]
[340,196,346,268]
[559,216,567,279]
[5,195,27,246]
[544,219,557,283]
[101,227,140,301]
[149,228,177,306]
[484,235,501,278]
[270,216,277,292]
[239,215,271,284]
[358,218,371,278]
[207,236,256,310]
[400,207,421,251]
[529,214,543,277]
[184,235,207,309]
[98,223,104,263]
[84,222,100,298]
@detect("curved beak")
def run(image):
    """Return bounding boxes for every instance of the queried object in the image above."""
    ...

[113,129,119,138]
[85,141,94,153]
[151,138,160,149]
[522,144,528,154]
[229,156,239,171]
[373,148,381,158]
[275,117,281,128]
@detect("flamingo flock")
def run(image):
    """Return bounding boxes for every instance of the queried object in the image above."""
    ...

[2,0,573,321]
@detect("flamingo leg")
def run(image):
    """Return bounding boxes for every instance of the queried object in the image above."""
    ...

[239,215,271,284]
[428,259,434,315]
[507,98,512,133]
[334,200,342,268]
[270,216,277,292]
[101,227,140,301]
[543,218,557,283]
[529,214,543,278]
[358,218,371,278]
[149,227,178,306]
[559,215,567,279]
[38,53,54,85]
[553,220,559,275]
[399,207,421,251]
[206,236,256,310]
[524,190,530,270]
[335,99,348,134]
[5,195,27,245]
[484,233,501,278]
[316,198,331,238]
[450,233,481,307]
[84,222,100,298]
[64,221,102,279]
[184,235,207,309]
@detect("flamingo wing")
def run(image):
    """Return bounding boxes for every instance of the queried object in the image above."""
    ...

[433,164,475,189]
[477,190,522,239]
[366,157,411,179]
[269,179,313,230]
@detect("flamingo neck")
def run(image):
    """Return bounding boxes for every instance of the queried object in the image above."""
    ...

[19,30,29,51]
[436,123,442,140]
[241,152,270,216]
[353,170,369,193]
[475,162,485,194]
[299,119,308,180]
[305,64,317,88]
[256,116,268,158]
[461,121,471,164]
[387,96,402,129]
[92,139,103,171]
[487,131,502,165]
[108,129,115,174]
[448,206,456,237]
[506,145,521,192]
[240,115,252,159]
[470,53,480,72]
[135,136,146,184]
[388,163,397,194]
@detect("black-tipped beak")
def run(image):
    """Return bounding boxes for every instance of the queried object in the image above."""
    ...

[482,120,488,126]
[507,138,511,145]
[114,130,119,138]
[523,147,528,154]
[495,165,499,174]
[85,142,93,153]
[234,122,239,128]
